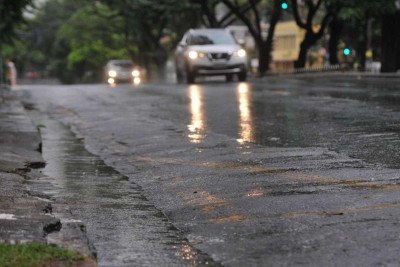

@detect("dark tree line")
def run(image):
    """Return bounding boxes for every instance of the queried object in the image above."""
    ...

[2,0,400,83]
[193,0,400,74]
[0,0,33,43]
[381,5,400,72]
[0,0,33,84]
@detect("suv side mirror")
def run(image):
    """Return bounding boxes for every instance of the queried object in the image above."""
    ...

[237,39,245,46]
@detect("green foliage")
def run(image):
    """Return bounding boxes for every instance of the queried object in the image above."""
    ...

[36,124,46,130]
[340,0,395,21]
[1,39,30,75]
[55,3,129,82]
[29,51,46,65]
[0,0,33,44]
[5,0,88,82]
[2,0,199,83]
[102,0,198,78]
[0,242,84,267]
[336,0,396,67]
[2,0,399,82]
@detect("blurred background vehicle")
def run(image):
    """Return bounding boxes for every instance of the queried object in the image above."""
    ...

[175,28,248,84]
[104,59,142,85]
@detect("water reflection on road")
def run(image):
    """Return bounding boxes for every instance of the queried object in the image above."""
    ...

[236,82,254,144]
[187,85,206,143]
[186,82,256,145]
[39,115,217,267]
[178,77,400,167]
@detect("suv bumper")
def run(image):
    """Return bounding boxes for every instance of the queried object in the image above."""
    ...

[191,64,247,76]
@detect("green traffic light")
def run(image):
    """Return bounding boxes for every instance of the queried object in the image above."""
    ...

[343,48,351,56]
[281,2,288,10]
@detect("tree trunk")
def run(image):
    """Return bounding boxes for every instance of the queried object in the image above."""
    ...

[328,16,343,65]
[357,18,369,72]
[263,0,282,74]
[295,42,308,69]
[258,41,269,75]
[152,49,168,81]
[291,0,333,69]
[143,55,152,81]
[0,50,3,86]
[295,34,317,69]
[381,10,400,72]
[157,61,167,81]
[200,2,219,27]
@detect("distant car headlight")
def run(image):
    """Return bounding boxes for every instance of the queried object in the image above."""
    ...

[108,70,117,77]
[188,51,198,60]
[107,78,115,84]
[234,49,247,57]
[132,70,140,77]
[133,77,141,85]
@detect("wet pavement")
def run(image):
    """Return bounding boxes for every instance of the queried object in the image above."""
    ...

[18,75,400,266]
[30,111,218,266]
[0,87,95,265]
[152,76,400,167]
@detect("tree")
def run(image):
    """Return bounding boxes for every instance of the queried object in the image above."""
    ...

[0,0,33,84]
[381,0,400,72]
[54,3,128,82]
[191,0,256,28]
[21,0,93,83]
[220,0,283,75]
[290,0,333,68]
[326,0,346,65]
[327,11,343,65]
[0,0,33,43]
[102,0,198,80]
[338,0,389,71]
[191,0,224,27]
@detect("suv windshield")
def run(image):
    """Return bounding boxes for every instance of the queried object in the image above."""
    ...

[114,62,133,68]
[188,31,236,45]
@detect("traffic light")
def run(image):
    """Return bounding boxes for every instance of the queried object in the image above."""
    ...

[343,48,351,56]
[281,1,288,10]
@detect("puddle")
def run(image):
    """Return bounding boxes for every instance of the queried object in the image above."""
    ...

[0,214,16,220]
[36,114,218,266]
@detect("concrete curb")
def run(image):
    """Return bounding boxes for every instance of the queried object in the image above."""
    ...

[0,88,96,264]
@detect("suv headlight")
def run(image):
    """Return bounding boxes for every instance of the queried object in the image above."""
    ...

[108,70,117,77]
[188,51,198,60]
[234,49,246,57]
[132,70,140,77]
[188,51,205,60]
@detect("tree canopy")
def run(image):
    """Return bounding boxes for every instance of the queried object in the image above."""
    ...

[2,0,400,83]
[54,3,129,82]
[0,0,33,44]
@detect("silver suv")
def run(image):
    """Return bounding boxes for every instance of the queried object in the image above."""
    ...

[175,28,248,83]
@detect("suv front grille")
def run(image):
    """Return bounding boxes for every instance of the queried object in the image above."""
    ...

[208,53,231,60]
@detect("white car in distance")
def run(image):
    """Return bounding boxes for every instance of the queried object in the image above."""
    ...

[104,59,141,85]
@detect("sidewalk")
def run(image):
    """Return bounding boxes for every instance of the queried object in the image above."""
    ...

[0,85,96,265]
[264,70,400,78]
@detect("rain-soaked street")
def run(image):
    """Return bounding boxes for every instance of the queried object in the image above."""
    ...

[32,112,216,266]
[18,75,400,266]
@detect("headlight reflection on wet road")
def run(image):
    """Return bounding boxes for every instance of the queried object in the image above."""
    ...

[187,85,206,143]
[236,82,254,144]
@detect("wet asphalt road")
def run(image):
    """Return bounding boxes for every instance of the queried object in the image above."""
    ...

[19,75,400,266]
